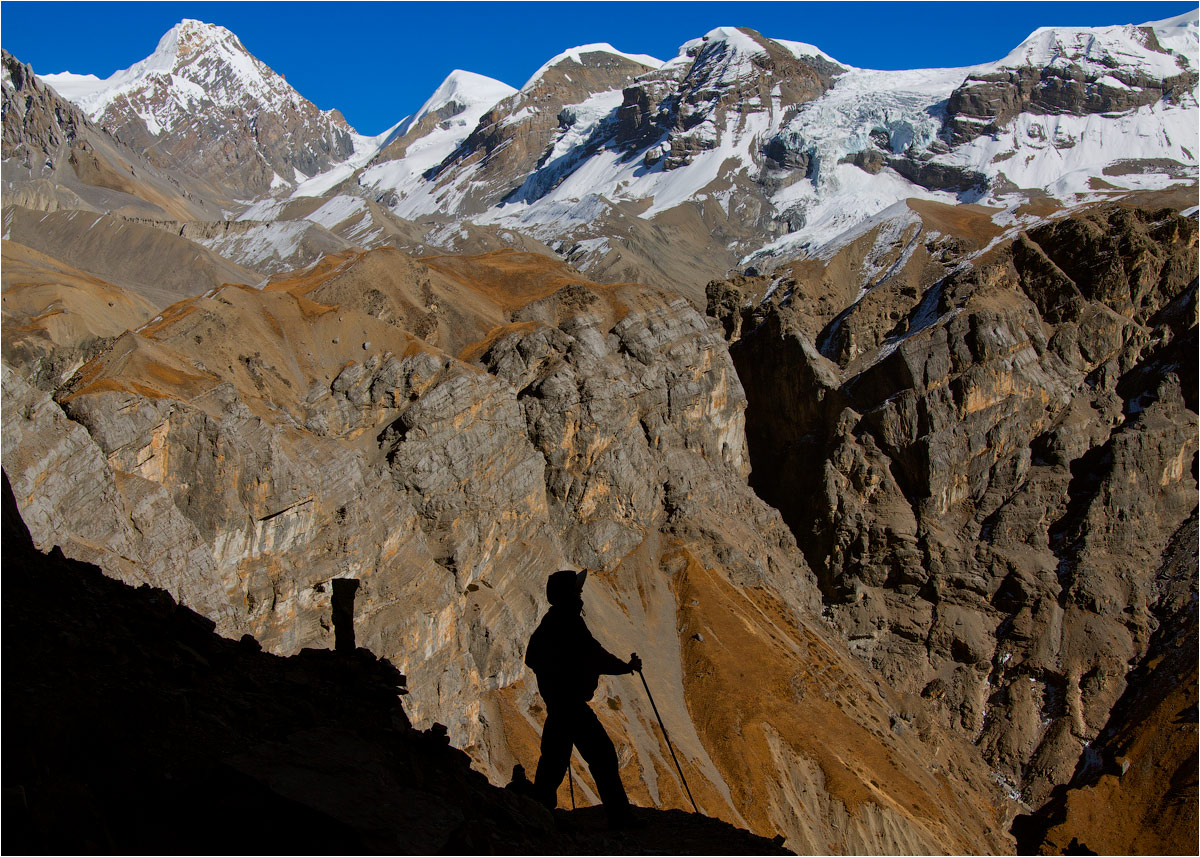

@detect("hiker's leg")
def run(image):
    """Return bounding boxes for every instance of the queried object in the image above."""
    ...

[573,705,632,819]
[533,705,573,809]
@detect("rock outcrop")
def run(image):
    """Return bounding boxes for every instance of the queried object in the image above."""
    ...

[3,363,243,636]
[944,23,1198,145]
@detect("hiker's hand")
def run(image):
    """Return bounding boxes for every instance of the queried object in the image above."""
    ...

[628,653,642,673]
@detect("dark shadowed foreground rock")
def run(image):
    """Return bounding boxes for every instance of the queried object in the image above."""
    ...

[1,472,789,855]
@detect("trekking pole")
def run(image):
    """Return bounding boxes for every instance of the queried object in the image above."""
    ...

[637,668,700,814]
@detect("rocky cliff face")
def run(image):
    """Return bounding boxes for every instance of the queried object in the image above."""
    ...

[611,27,840,174]
[1012,513,1197,855]
[2,246,1014,853]
[707,193,1197,827]
[3,362,245,636]
[4,474,799,854]
[3,12,1197,854]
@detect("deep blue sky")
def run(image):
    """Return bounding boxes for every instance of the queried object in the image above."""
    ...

[2,1,1196,134]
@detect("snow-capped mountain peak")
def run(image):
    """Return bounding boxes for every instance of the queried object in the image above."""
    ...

[142,18,241,71]
[40,19,358,198]
[700,26,769,56]
[41,19,223,105]
[43,18,308,131]
[666,25,843,91]
[414,69,517,126]
[664,27,761,73]
[349,70,518,213]
[165,18,238,56]
[13,14,1196,296]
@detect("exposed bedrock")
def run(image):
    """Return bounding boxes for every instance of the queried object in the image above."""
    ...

[708,201,1198,810]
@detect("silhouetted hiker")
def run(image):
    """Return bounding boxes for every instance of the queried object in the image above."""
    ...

[525,569,641,828]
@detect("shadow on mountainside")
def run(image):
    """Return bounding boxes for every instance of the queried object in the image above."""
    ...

[1,471,789,855]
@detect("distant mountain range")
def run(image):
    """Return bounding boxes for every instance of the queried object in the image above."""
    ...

[9,12,1196,298]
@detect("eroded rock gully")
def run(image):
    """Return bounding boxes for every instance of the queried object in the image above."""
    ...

[4,248,1013,853]
[707,198,1197,847]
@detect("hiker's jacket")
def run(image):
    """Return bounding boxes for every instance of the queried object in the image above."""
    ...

[525,605,631,706]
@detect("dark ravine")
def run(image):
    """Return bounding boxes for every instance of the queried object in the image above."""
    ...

[1010,514,1198,855]
[706,195,1198,851]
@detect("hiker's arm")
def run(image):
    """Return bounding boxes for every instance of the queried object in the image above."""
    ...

[593,640,638,675]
